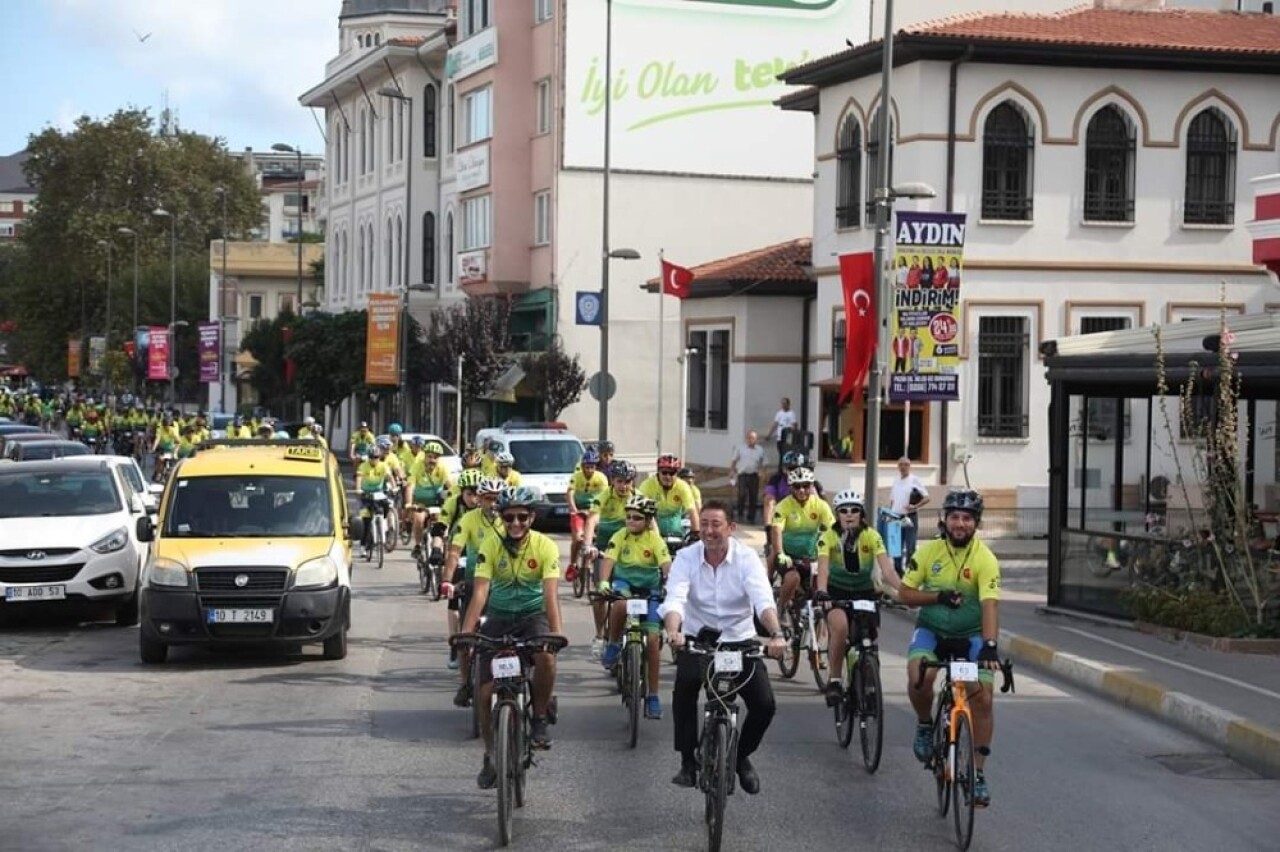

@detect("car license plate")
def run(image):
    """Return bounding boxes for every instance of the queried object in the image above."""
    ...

[949,661,980,682]
[491,656,521,679]
[5,585,67,602]
[206,608,274,624]
[626,598,648,616]
[714,650,743,674]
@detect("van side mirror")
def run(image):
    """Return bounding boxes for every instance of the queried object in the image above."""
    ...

[136,516,155,543]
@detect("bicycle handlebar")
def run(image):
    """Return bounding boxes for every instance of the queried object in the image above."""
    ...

[682,638,765,657]
[914,657,1015,694]
[449,632,569,654]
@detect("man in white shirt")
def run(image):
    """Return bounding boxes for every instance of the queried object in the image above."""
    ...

[887,456,930,572]
[767,397,798,460]
[661,500,786,796]
[728,430,767,524]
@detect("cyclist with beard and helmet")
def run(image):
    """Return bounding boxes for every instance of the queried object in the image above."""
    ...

[463,485,565,789]
[898,489,1002,808]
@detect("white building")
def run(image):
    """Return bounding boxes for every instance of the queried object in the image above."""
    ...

[229,148,325,243]
[770,1,1280,510]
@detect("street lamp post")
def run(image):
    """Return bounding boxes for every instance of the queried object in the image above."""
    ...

[214,186,230,414]
[116,226,139,392]
[152,207,178,406]
[378,86,419,424]
[271,143,305,311]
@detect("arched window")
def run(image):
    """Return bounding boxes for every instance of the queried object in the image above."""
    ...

[1184,108,1236,225]
[982,102,1034,221]
[423,85,438,158]
[445,212,454,284]
[865,106,895,221]
[1084,105,1135,222]
[835,113,861,228]
[357,226,366,294]
[447,84,456,154]
[422,211,436,284]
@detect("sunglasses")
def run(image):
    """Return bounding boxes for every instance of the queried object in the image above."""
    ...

[837,506,862,515]
[625,513,648,522]
[501,512,532,524]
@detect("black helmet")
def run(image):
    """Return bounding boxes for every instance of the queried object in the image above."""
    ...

[942,489,984,521]
[608,459,636,481]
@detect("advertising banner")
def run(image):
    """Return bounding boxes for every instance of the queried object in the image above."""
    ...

[198,321,220,384]
[147,326,170,381]
[888,212,966,403]
[88,336,106,375]
[67,337,81,378]
[364,293,400,386]
[562,0,869,178]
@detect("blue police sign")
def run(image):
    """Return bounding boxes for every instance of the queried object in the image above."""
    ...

[576,291,603,326]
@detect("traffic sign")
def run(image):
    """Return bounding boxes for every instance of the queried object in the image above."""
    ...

[588,371,616,402]
[576,292,603,326]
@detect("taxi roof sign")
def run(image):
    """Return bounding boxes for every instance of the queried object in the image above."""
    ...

[284,445,324,461]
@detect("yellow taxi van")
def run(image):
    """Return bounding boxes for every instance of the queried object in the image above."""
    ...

[135,439,355,663]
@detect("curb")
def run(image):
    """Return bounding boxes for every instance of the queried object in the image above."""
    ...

[1002,630,1280,779]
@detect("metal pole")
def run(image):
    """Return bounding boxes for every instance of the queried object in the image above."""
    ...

[657,249,664,455]
[295,149,304,421]
[597,0,613,443]
[679,347,692,466]
[455,353,464,448]
[103,245,112,398]
[863,0,895,522]
[168,215,177,407]
[400,97,414,423]
[219,189,229,413]
[131,233,139,393]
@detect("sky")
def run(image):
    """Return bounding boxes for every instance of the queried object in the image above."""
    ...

[0,0,343,157]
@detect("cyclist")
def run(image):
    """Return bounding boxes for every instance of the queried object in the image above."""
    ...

[356,449,394,559]
[463,485,565,788]
[598,494,671,719]
[409,439,453,558]
[479,438,502,477]
[298,415,327,447]
[566,447,608,584]
[349,421,377,482]
[677,467,703,512]
[815,490,901,706]
[441,469,486,670]
[448,475,506,708]
[230,415,253,439]
[176,425,200,459]
[493,451,522,487]
[638,453,701,541]
[582,460,638,659]
[898,489,1002,808]
[387,422,412,467]
[151,414,179,480]
[769,466,835,621]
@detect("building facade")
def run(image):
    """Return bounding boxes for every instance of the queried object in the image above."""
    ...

[0,150,34,243]
[230,148,326,243]
[776,3,1280,508]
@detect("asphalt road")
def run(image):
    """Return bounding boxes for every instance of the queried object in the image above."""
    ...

[0,537,1276,852]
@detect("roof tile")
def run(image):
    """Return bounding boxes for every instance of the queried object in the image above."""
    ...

[647,238,812,289]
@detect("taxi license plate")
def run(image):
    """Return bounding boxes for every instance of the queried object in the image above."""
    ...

[5,585,67,602]
[206,608,274,624]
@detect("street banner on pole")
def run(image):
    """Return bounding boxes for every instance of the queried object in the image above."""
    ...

[67,337,81,378]
[198,322,220,384]
[148,326,170,381]
[888,211,966,402]
[365,293,400,386]
[88,336,106,376]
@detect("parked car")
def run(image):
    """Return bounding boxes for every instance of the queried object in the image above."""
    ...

[5,440,90,461]
[0,457,146,624]
[1,432,62,458]
[473,422,584,524]
[376,433,463,478]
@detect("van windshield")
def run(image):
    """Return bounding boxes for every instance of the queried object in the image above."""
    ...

[509,439,582,475]
[165,475,333,537]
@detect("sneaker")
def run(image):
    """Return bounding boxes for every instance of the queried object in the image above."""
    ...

[824,680,843,708]
[913,723,933,763]
[531,715,552,749]
[645,694,662,719]
[453,682,472,708]
[477,755,497,790]
[601,643,621,669]
[736,757,760,795]
[973,771,990,808]
[411,544,422,560]
[671,758,697,788]
[591,637,605,660]
[447,655,460,671]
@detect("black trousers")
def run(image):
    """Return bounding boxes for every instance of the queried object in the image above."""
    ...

[672,651,776,764]
[735,472,760,524]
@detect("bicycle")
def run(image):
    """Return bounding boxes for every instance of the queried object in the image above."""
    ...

[827,598,883,772]
[449,631,567,848]
[916,654,1015,850]
[590,588,661,748]
[775,560,826,688]
[681,632,765,852]
[359,491,391,570]
[571,538,590,600]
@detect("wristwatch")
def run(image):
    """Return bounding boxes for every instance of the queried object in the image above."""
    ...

[769,631,783,640]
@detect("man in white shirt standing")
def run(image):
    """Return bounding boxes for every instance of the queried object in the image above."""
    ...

[767,397,798,461]
[887,456,930,573]
[661,500,786,796]
[728,430,767,524]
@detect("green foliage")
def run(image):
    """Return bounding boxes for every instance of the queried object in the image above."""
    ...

[240,311,297,413]
[288,310,366,413]
[418,297,512,400]
[521,338,587,420]
[1122,587,1275,638]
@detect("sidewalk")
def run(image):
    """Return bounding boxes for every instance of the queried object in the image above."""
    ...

[731,527,1280,778]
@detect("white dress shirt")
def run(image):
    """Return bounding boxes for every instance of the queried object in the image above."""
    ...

[659,537,776,642]
[889,474,926,515]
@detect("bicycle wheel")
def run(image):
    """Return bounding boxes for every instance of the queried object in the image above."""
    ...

[952,711,976,850]
[417,555,431,595]
[572,554,586,599]
[514,702,528,809]
[626,641,642,749]
[469,661,481,740]
[808,627,829,692]
[776,611,800,679]
[374,519,385,571]
[933,696,951,817]
[704,721,728,852]
[383,512,397,553]
[834,676,853,748]
[857,652,884,774]
[429,564,443,602]
[495,702,516,846]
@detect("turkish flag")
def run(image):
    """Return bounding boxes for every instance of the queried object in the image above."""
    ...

[660,259,694,299]
[282,326,296,385]
[838,252,875,406]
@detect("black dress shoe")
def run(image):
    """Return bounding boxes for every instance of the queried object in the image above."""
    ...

[671,760,698,788]
[736,758,760,795]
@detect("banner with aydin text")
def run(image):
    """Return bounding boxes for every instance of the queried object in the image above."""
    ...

[888,211,965,403]
[364,293,400,387]
[147,326,170,381]
[198,322,220,384]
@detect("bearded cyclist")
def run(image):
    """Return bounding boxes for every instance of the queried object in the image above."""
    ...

[566,447,608,584]
[582,460,637,659]
[638,453,701,541]
[448,476,506,707]
[769,466,835,620]
[899,489,1002,808]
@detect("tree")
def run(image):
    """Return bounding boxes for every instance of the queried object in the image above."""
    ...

[240,312,297,414]
[288,310,366,414]
[521,338,587,420]
[419,297,513,401]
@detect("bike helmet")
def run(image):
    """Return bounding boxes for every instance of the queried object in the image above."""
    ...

[495,450,515,467]
[832,489,865,512]
[677,466,696,482]
[609,459,637,481]
[656,453,682,472]
[456,469,485,491]
[581,448,601,466]
[786,466,817,486]
[389,422,403,436]
[942,489,984,521]
[424,440,444,455]
[781,450,803,469]
[477,476,506,497]
[409,435,424,446]
[625,494,658,517]
[596,440,615,455]
[461,447,483,468]
[497,485,541,510]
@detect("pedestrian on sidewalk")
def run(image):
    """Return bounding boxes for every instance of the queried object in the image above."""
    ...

[766,397,798,461]
[887,457,929,574]
[729,430,766,525]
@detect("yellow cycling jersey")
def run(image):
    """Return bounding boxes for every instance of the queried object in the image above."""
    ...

[450,506,505,580]
[474,531,561,617]
[637,475,697,537]
[569,468,609,512]
[497,469,522,488]
[817,526,885,593]
[591,487,632,549]
[772,494,836,559]
[357,460,392,492]
[903,537,1001,637]
[604,527,670,589]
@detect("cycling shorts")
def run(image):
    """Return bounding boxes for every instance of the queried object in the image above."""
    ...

[907,628,994,685]
[569,510,588,538]
[475,612,551,685]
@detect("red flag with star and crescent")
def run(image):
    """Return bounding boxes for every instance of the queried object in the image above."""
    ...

[838,252,875,405]
[661,259,695,299]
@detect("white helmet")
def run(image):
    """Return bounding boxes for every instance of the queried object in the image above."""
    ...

[832,489,864,511]
[477,476,506,497]
[495,450,515,467]
[786,467,816,486]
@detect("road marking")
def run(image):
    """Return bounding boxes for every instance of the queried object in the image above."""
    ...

[1056,626,1280,703]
